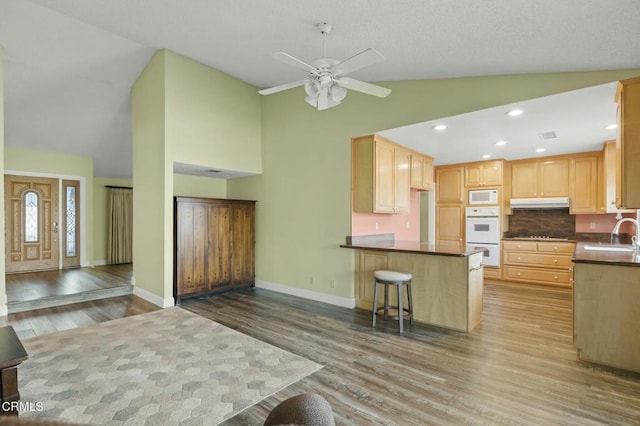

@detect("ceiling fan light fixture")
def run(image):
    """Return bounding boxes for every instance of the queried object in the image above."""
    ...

[330,84,347,102]
[304,95,318,108]
[304,80,319,97]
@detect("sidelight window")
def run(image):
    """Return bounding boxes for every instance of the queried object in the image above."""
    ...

[24,191,39,242]
[66,186,76,257]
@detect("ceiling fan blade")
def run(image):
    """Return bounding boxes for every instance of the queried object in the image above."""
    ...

[338,77,391,98]
[258,80,307,95]
[272,52,317,73]
[331,48,385,76]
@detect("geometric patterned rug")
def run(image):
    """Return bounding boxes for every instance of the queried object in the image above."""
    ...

[19,307,322,425]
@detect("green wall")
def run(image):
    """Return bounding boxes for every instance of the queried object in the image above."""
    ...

[228,69,640,303]
[132,50,170,305]
[4,146,95,267]
[132,49,261,305]
[0,45,5,315]
[173,174,227,199]
[165,50,262,174]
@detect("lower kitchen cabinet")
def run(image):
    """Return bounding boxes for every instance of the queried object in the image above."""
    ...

[174,197,256,303]
[502,240,575,287]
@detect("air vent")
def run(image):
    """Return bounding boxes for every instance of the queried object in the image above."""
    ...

[538,131,557,140]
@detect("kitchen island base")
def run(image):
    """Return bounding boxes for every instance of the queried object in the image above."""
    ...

[354,249,483,332]
[574,262,640,373]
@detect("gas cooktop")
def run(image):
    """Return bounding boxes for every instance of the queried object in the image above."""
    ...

[507,235,571,241]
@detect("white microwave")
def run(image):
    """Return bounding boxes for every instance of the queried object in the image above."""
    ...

[468,189,498,205]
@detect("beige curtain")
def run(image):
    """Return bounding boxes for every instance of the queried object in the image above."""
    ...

[108,188,133,264]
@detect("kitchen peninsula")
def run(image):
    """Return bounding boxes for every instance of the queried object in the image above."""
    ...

[573,242,640,373]
[342,235,484,332]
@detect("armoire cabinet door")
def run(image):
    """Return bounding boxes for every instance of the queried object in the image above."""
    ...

[207,205,231,288]
[176,202,209,295]
[231,205,255,284]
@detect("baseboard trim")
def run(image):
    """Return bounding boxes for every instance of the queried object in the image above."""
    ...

[93,259,108,266]
[133,286,175,308]
[0,304,7,317]
[255,280,355,309]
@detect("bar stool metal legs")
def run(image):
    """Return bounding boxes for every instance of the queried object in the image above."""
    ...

[372,270,414,333]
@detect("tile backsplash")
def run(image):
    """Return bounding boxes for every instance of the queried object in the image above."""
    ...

[506,208,575,237]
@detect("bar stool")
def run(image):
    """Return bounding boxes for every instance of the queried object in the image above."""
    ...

[372,270,414,333]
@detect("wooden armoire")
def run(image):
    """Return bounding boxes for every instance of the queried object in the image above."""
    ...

[174,197,256,303]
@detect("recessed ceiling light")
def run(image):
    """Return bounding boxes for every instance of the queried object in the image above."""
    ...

[535,147,546,153]
[433,124,447,131]
[495,140,507,146]
[605,124,618,130]
[507,109,524,117]
[482,154,491,159]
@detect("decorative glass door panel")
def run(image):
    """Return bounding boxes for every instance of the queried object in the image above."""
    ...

[62,180,80,268]
[5,175,60,273]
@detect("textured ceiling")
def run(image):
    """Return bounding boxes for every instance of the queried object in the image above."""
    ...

[1,0,640,178]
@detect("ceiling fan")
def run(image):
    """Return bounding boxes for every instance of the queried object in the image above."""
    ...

[258,22,391,111]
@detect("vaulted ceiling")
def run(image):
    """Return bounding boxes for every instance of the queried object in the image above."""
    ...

[2,0,640,177]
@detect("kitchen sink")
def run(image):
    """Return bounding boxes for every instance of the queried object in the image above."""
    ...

[583,244,636,252]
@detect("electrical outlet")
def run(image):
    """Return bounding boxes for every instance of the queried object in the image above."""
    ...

[330,279,335,288]
[406,221,410,229]
[309,276,315,285]
[375,222,379,230]
[590,221,596,230]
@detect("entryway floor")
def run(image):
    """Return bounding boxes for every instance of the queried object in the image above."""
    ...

[6,264,133,313]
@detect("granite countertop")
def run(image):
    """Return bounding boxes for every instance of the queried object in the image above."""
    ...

[573,241,640,266]
[341,240,483,257]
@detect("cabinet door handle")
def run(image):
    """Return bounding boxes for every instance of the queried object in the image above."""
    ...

[554,259,558,263]
[517,256,521,260]
[554,276,558,280]
[469,263,485,272]
[517,272,521,276]
[554,246,558,250]
[540,192,544,196]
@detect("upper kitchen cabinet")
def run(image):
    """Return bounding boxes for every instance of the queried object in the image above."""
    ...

[510,158,569,198]
[352,134,411,214]
[410,152,434,191]
[603,140,635,213]
[465,160,503,188]
[568,152,603,214]
[435,164,465,247]
[435,165,464,204]
[615,76,640,209]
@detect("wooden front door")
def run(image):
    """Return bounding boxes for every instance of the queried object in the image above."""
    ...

[5,175,60,273]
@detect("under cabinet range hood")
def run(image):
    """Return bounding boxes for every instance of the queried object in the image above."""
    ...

[509,197,570,209]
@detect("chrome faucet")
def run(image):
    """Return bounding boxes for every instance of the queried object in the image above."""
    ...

[611,218,640,248]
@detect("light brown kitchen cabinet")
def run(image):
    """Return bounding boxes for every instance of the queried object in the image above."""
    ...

[615,76,640,208]
[510,158,569,198]
[502,240,574,287]
[435,205,464,247]
[603,140,635,213]
[436,165,464,204]
[569,153,602,214]
[352,134,411,214]
[435,165,465,247]
[410,153,434,191]
[465,160,503,188]
[174,197,256,303]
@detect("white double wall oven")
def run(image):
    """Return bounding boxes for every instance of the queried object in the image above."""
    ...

[465,206,500,268]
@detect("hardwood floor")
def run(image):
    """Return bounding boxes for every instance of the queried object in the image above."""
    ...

[181,281,640,426]
[0,295,160,339]
[2,280,639,425]
[5,264,134,313]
